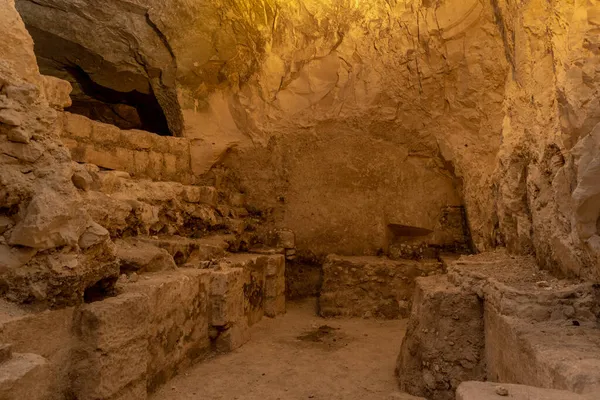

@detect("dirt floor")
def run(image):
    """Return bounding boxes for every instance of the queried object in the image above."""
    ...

[151,298,412,400]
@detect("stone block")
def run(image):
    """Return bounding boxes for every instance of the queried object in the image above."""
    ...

[265,275,285,298]
[485,303,600,395]
[71,293,149,400]
[73,293,150,350]
[41,75,72,109]
[168,137,190,155]
[125,270,210,392]
[0,353,50,400]
[265,254,285,277]
[71,337,148,400]
[175,152,191,176]
[456,381,587,400]
[0,137,43,162]
[182,186,218,206]
[60,137,79,152]
[163,153,177,177]
[320,255,442,319]
[148,151,164,176]
[92,121,122,144]
[115,238,177,273]
[396,275,485,400]
[209,268,245,327]
[85,146,127,171]
[133,151,150,175]
[214,321,250,353]
[122,129,155,150]
[152,136,170,153]
[275,229,295,249]
[264,294,286,317]
[134,235,230,266]
[223,255,268,326]
[64,112,92,139]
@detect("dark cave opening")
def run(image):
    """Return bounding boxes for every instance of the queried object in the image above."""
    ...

[64,65,172,136]
[16,21,176,136]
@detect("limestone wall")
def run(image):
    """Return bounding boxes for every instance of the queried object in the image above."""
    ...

[60,112,197,184]
[493,0,600,281]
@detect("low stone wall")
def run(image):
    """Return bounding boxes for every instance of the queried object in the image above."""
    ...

[319,255,443,319]
[59,112,198,184]
[0,254,287,400]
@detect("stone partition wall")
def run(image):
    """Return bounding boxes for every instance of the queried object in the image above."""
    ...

[59,112,203,184]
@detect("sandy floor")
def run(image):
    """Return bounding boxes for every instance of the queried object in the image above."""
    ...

[151,298,411,400]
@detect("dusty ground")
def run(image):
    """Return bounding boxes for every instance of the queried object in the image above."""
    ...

[151,298,410,400]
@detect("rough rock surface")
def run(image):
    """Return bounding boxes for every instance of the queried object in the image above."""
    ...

[0,0,120,307]
[456,381,589,400]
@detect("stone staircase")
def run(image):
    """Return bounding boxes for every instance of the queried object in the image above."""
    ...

[0,162,290,400]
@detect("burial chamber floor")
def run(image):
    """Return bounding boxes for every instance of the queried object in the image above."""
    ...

[150,298,416,400]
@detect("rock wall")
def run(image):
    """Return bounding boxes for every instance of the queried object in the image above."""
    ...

[0,0,122,307]
[493,0,600,280]
[14,0,508,259]
[8,0,600,278]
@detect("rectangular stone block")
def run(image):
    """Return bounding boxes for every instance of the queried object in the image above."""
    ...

[85,146,127,171]
[92,121,121,144]
[167,137,189,154]
[152,136,170,153]
[71,293,150,400]
[133,151,150,175]
[121,129,155,150]
[209,268,245,327]
[214,321,250,353]
[64,112,92,139]
[74,292,149,350]
[264,295,286,317]
[265,254,285,277]
[125,270,210,392]
[148,151,164,177]
[163,153,177,177]
[71,338,148,400]
[60,137,79,152]
[182,186,218,206]
[265,275,285,298]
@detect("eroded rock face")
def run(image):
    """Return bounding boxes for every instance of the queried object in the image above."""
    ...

[493,0,600,280]
[0,0,118,307]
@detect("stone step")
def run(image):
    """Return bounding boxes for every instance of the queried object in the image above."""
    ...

[456,381,590,400]
[0,352,50,400]
[445,251,600,395]
[485,313,600,395]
